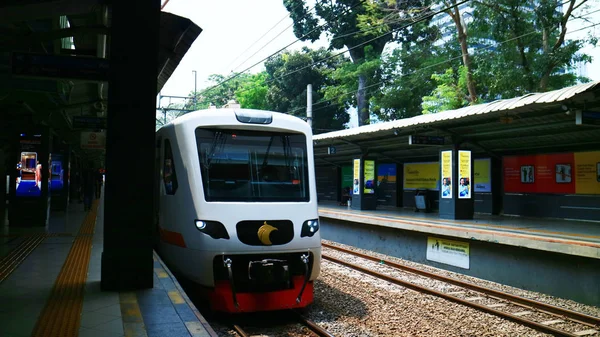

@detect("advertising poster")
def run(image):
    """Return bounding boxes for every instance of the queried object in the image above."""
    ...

[458,150,471,199]
[16,137,43,197]
[574,151,600,194]
[441,151,452,199]
[353,159,360,195]
[502,152,600,194]
[363,160,375,194]
[50,154,64,192]
[426,236,470,269]
[376,163,397,206]
[474,158,491,193]
[403,162,439,190]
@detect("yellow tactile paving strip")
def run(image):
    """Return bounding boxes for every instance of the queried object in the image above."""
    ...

[153,253,218,337]
[0,234,46,283]
[30,199,100,337]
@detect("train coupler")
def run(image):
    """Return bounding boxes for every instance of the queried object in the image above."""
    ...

[223,257,239,309]
[296,253,310,304]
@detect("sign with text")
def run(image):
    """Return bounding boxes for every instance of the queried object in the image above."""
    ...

[11,52,109,82]
[80,131,106,150]
[409,135,445,146]
[403,162,439,190]
[503,151,600,195]
[426,236,470,269]
[364,160,375,194]
[441,151,452,199]
[72,116,107,130]
[353,159,360,195]
[474,158,491,193]
[458,150,471,199]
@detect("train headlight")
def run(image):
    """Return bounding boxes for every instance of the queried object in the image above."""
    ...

[195,220,206,230]
[194,219,230,240]
[301,219,320,238]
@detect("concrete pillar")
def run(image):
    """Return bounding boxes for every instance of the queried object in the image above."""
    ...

[101,0,160,290]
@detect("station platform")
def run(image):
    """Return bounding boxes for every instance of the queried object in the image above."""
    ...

[318,203,600,259]
[0,196,217,337]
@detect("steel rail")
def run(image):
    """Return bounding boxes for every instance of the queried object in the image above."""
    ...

[294,310,336,337]
[322,252,580,337]
[322,242,600,327]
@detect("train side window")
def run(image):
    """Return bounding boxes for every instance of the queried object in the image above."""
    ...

[163,139,178,195]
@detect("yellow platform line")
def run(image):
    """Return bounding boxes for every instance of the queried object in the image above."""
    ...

[0,234,46,283]
[30,199,100,337]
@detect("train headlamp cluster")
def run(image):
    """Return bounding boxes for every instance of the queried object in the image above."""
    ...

[194,219,230,239]
[301,219,320,237]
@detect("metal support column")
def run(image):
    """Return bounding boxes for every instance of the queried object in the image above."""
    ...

[101,0,160,290]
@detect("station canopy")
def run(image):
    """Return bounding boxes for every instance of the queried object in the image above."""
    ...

[0,1,201,164]
[313,81,600,166]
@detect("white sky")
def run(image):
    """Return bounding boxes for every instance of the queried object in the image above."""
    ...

[159,0,600,128]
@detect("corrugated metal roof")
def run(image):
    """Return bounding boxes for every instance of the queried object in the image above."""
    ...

[314,81,600,141]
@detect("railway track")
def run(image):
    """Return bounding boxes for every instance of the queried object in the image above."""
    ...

[232,309,335,337]
[322,242,600,337]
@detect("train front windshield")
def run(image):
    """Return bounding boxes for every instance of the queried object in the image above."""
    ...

[196,128,310,202]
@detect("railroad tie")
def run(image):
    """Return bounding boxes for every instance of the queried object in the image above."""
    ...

[512,311,533,316]
[487,303,508,308]
[573,329,598,336]
[541,319,564,325]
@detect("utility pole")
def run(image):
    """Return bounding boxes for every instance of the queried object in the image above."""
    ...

[306,83,312,128]
[192,70,197,95]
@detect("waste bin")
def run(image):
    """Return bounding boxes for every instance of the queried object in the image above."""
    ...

[414,189,430,212]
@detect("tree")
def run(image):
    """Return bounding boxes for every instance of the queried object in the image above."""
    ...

[283,0,430,125]
[235,72,270,110]
[188,73,252,110]
[470,0,594,98]
[264,47,350,133]
[422,66,469,113]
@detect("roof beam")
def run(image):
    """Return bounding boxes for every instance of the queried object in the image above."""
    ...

[432,126,500,160]
[0,0,100,23]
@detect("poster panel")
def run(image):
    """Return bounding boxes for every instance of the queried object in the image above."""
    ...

[574,151,600,195]
[503,153,576,194]
[16,137,42,197]
[377,163,397,183]
[50,154,64,192]
[353,159,360,195]
[340,165,354,195]
[458,150,471,199]
[441,151,452,199]
[426,236,470,269]
[403,162,439,190]
[376,163,397,206]
[363,160,375,194]
[474,158,491,193]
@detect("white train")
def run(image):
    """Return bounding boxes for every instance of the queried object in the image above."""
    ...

[154,107,321,312]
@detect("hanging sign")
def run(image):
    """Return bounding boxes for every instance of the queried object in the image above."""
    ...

[441,151,452,199]
[80,131,106,150]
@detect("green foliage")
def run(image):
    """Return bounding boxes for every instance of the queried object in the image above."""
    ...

[283,0,432,125]
[422,67,468,114]
[188,73,252,110]
[235,72,269,110]
[264,47,350,133]
[469,0,593,99]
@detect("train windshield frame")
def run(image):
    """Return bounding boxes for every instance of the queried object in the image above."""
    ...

[195,127,310,202]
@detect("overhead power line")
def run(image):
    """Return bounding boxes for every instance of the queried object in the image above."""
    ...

[193,0,368,99]
[291,18,600,118]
